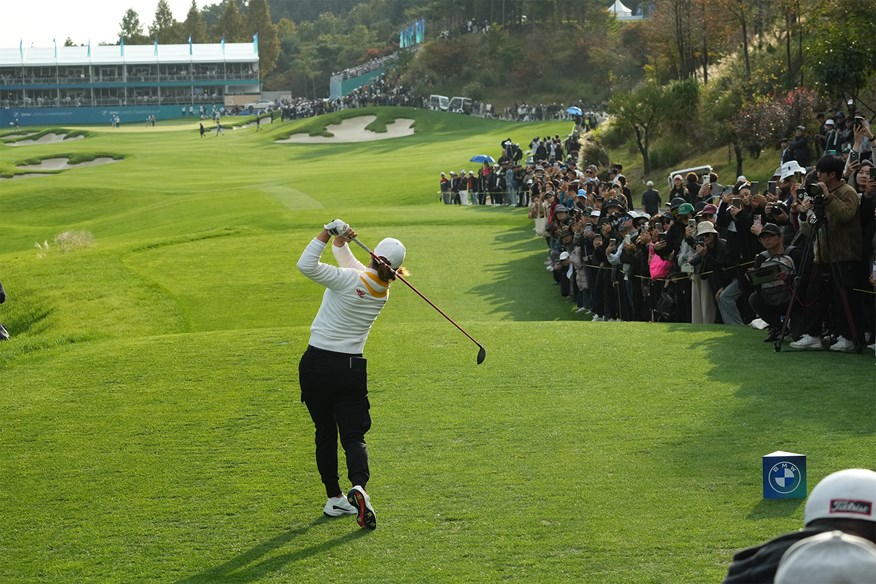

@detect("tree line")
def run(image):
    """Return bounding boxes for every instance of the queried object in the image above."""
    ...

[110,0,876,180]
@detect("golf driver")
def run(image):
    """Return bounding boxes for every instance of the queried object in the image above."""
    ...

[351,237,487,365]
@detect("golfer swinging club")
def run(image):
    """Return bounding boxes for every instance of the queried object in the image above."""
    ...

[296,219,406,530]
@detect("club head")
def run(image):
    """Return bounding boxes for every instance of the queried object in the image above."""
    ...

[476,346,486,365]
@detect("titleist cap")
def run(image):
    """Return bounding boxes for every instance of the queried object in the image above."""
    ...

[804,468,876,525]
[374,238,406,269]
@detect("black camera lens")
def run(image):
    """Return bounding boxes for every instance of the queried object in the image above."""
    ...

[806,183,823,198]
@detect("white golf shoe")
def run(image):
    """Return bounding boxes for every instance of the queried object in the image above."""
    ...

[323,494,357,517]
[347,485,376,530]
[829,336,856,353]
[790,334,823,350]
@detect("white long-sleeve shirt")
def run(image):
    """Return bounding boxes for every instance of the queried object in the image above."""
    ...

[297,238,390,354]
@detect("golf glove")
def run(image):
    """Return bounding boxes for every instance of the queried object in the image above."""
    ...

[324,219,349,236]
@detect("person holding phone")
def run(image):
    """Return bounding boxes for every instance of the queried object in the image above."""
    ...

[297,219,407,530]
[846,115,875,177]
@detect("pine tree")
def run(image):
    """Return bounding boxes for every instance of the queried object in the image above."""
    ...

[246,0,280,75]
[182,0,207,43]
[149,0,178,43]
[119,9,148,44]
[215,0,245,43]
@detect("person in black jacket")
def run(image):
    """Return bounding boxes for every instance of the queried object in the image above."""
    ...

[715,182,767,325]
[786,125,810,167]
[689,221,733,323]
[746,223,804,341]
[684,172,702,204]
[723,468,876,584]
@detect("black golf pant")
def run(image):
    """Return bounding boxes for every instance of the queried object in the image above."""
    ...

[299,345,371,498]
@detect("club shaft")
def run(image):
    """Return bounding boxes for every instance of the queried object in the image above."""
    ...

[351,238,484,350]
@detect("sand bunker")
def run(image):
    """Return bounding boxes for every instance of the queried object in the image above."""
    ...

[277,116,415,143]
[18,157,118,171]
[6,133,85,146]
[1,132,38,142]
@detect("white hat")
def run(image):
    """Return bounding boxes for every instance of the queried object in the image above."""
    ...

[775,530,876,584]
[374,237,406,269]
[737,175,747,183]
[825,118,835,126]
[779,160,806,181]
[696,221,718,236]
[559,251,570,260]
[805,468,876,525]
[646,180,654,187]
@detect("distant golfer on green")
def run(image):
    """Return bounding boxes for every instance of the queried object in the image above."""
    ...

[296,219,407,530]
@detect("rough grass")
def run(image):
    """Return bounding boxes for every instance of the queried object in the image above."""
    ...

[0,108,872,583]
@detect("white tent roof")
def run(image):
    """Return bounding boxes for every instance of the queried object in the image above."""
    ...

[0,43,258,67]
[609,0,633,16]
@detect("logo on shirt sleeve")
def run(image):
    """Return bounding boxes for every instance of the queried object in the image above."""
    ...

[355,288,366,298]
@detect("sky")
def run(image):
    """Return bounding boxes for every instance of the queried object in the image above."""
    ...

[0,0,200,48]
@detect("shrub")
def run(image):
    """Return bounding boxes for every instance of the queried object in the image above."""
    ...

[462,81,484,101]
[595,121,632,150]
[648,140,686,170]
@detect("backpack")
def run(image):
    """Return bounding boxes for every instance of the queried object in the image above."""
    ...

[749,247,796,306]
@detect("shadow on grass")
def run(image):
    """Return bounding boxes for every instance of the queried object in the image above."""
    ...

[176,517,369,583]
[662,323,874,518]
[747,498,804,520]
[469,226,574,321]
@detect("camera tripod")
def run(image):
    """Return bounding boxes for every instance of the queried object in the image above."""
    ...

[775,206,862,353]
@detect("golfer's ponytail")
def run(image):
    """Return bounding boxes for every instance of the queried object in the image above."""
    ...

[373,260,409,281]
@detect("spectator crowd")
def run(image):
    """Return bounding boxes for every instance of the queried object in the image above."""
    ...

[442,109,876,355]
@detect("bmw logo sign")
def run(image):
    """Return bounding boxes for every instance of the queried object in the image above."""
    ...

[769,461,801,494]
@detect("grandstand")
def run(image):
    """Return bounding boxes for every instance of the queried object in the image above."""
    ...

[0,42,260,126]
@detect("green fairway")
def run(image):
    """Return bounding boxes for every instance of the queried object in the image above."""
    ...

[1,108,873,583]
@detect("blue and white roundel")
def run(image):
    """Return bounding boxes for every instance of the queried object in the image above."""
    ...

[769,462,801,494]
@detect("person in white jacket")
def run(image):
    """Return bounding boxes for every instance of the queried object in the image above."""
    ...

[296,219,406,531]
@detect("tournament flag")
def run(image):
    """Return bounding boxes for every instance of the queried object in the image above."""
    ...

[188,35,192,55]
[253,32,258,53]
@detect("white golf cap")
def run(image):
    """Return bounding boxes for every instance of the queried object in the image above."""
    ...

[775,530,876,584]
[804,468,876,525]
[374,237,406,269]
[559,251,570,260]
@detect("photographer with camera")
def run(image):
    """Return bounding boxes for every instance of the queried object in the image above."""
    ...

[789,155,864,352]
[747,223,804,342]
